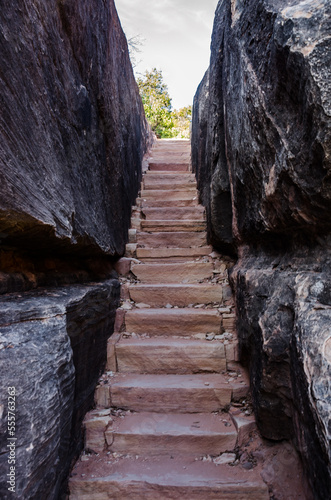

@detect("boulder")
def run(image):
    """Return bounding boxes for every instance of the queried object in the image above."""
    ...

[0,0,151,259]
[193,0,331,249]
[192,1,331,497]
[0,280,119,499]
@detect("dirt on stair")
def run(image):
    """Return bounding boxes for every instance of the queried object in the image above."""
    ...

[69,140,312,500]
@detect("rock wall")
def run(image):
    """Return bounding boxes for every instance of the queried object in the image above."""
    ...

[0,1,150,498]
[0,0,151,262]
[0,281,119,499]
[192,1,331,498]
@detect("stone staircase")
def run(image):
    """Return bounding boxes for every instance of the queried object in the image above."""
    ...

[69,140,269,499]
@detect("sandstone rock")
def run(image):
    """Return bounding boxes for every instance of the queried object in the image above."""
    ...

[110,374,235,413]
[128,283,222,307]
[136,246,212,261]
[140,189,198,201]
[69,455,269,500]
[115,338,226,374]
[0,0,151,261]
[231,248,331,497]
[193,0,331,249]
[0,280,119,499]
[136,231,207,248]
[84,413,113,454]
[106,412,237,457]
[213,453,236,465]
[141,220,207,233]
[95,385,111,410]
[230,413,257,448]
[106,333,121,372]
[124,244,137,258]
[125,308,221,336]
[113,258,132,277]
[142,207,205,221]
[131,262,214,284]
[192,1,331,497]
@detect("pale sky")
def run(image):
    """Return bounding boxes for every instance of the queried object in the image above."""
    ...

[114,0,218,110]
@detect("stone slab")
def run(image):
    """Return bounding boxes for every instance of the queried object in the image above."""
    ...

[230,413,257,447]
[128,283,222,306]
[110,374,235,412]
[149,162,190,171]
[136,231,207,248]
[143,177,196,188]
[70,454,269,500]
[140,198,199,208]
[141,220,207,232]
[106,412,236,456]
[125,308,221,335]
[140,189,198,200]
[144,172,195,179]
[131,262,214,283]
[142,207,205,221]
[84,411,112,453]
[115,338,226,373]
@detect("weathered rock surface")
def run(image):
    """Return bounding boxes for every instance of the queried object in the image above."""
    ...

[0,0,151,260]
[0,280,119,499]
[192,1,331,498]
[231,245,331,497]
[193,0,331,250]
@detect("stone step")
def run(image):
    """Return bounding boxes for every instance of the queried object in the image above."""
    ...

[106,412,237,456]
[149,162,191,171]
[140,198,199,208]
[115,338,226,374]
[69,455,269,500]
[143,175,196,186]
[140,189,197,199]
[152,144,190,148]
[149,152,191,157]
[141,220,206,232]
[149,152,190,159]
[124,308,221,336]
[144,172,195,179]
[143,180,196,191]
[142,207,205,221]
[150,148,190,153]
[136,231,207,248]
[107,373,248,413]
[131,262,213,283]
[149,157,191,163]
[136,246,212,261]
[128,283,222,306]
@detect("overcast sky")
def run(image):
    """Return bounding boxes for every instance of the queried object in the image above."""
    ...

[114,0,218,110]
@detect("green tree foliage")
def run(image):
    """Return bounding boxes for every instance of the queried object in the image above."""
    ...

[137,68,174,138]
[137,68,191,139]
[172,106,192,139]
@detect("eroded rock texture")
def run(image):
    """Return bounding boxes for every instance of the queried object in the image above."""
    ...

[0,0,149,498]
[192,0,331,497]
[0,0,151,259]
[0,280,119,499]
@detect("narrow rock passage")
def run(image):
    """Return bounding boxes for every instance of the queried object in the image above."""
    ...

[69,141,301,499]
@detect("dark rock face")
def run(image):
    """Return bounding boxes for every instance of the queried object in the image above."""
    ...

[193,0,331,249]
[192,0,331,497]
[192,68,235,256]
[0,1,149,498]
[0,0,151,258]
[231,246,331,497]
[0,280,119,499]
